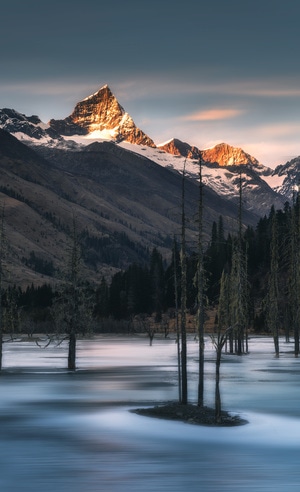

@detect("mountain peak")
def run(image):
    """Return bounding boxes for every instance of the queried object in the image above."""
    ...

[50,85,155,147]
[0,107,62,142]
[158,138,200,159]
[82,84,109,100]
[201,143,260,168]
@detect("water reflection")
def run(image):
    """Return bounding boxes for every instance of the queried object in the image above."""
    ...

[0,335,300,491]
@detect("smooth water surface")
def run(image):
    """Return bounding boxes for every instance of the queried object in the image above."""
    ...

[1,334,300,491]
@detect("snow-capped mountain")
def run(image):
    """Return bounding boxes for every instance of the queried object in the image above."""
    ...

[0,83,295,215]
[271,158,300,200]
[49,84,156,147]
[0,108,62,144]
[158,138,199,159]
[118,141,285,217]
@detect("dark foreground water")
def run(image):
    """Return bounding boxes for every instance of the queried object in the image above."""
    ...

[1,335,300,491]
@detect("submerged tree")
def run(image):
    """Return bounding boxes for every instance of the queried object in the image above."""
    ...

[213,269,233,422]
[197,153,205,407]
[52,216,93,370]
[211,327,232,424]
[173,238,182,403]
[265,212,280,356]
[0,206,5,369]
[180,161,188,404]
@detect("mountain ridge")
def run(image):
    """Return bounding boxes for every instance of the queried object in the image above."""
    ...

[0,83,297,288]
[0,128,260,287]
[0,83,295,202]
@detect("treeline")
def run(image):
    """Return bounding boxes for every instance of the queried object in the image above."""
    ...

[4,198,298,342]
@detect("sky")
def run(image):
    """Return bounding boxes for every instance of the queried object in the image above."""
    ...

[2,0,300,168]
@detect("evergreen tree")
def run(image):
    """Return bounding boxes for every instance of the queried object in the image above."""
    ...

[228,172,248,354]
[150,248,165,321]
[229,238,248,354]
[288,193,300,356]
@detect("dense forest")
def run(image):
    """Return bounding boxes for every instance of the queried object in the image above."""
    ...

[2,196,299,349]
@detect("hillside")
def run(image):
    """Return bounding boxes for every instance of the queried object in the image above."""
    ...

[0,129,256,287]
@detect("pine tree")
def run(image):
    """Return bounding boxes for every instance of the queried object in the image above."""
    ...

[288,193,300,357]
[228,171,248,354]
[229,238,248,354]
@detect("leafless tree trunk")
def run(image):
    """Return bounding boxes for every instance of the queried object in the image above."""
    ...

[173,237,182,403]
[0,206,5,370]
[211,328,232,424]
[180,161,188,404]
[197,152,205,407]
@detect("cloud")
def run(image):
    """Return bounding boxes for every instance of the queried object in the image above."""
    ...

[256,122,300,138]
[113,75,300,101]
[181,108,244,122]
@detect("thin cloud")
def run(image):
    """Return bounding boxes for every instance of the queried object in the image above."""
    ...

[256,122,300,138]
[181,108,244,122]
[113,75,300,101]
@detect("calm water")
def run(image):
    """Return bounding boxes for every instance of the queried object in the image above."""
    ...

[1,334,300,491]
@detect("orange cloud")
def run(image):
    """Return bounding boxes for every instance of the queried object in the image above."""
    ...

[182,108,243,121]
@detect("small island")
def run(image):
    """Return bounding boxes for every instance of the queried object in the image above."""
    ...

[132,402,248,427]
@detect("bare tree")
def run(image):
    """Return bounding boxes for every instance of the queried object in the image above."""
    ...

[265,212,280,356]
[173,237,182,403]
[0,206,5,369]
[52,216,93,369]
[133,313,156,346]
[197,152,205,407]
[180,161,188,404]
[211,327,232,424]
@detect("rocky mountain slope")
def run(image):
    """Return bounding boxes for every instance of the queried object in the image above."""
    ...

[0,128,254,287]
[49,85,155,147]
[0,83,294,203]
[272,157,300,200]
[0,83,297,286]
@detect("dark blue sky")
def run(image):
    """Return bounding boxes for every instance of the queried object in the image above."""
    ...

[2,0,300,167]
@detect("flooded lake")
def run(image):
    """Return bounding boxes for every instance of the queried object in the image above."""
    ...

[1,334,300,491]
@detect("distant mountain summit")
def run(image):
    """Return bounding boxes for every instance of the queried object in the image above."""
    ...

[159,139,267,168]
[49,85,156,147]
[0,108,61,142]
[0,82,294,210]
[158,138,200,159]
[201,142,261,168]
[272,157,300,200]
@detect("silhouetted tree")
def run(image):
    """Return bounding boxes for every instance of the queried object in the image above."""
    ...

[265,212,280,356]
[52,217,93,370]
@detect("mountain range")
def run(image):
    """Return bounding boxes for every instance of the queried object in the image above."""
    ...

[0,84,298,287]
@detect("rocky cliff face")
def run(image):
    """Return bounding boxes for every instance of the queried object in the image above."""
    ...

[158,138,199,159]
[158,139,269,172]
[49,85,156,147]
[0,108,61,141]
[272,157,300,199]
[201,142,260,168]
